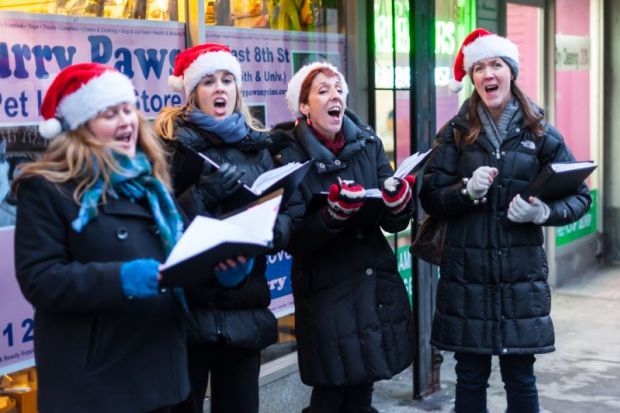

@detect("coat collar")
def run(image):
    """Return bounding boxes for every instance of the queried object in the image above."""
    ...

[101,196,154,220]
[293,111,376,174]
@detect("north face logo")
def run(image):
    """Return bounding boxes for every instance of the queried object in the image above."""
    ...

[521,140,536,150]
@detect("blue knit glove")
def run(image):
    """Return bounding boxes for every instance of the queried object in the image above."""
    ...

[214,258,255,288]
[120,258,160,298]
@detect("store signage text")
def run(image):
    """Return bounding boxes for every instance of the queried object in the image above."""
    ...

[0,16,186,124]
[0,36,179,81]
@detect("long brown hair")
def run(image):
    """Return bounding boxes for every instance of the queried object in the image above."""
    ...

[12,113,171,205]
[459,82,544,146]
[155,79,263,141]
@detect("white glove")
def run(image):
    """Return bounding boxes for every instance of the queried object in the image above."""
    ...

[507,195,550,224]
[466,166,498,198]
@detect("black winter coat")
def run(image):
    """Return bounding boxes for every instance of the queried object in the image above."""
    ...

[14,177,189,413]
[270,111,413,386]
[168,119,284,350]
[420,100,592,355]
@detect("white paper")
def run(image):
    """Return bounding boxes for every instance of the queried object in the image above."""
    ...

[162,193,282,269]
[551,161,594,173]
[250,162,307,194]
[393,148,433,179]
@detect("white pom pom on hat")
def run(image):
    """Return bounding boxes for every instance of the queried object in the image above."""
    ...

[168,43,242,96]
[39,63,136,139]
[450,28,520,93]
[39,118,63,140]
[285,61,349,118]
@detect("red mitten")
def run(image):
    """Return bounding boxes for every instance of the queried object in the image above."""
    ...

[323,179,366,224]
[382,175,416,214]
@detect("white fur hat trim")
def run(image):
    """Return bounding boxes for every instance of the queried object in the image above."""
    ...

[180,51,242,96]
[57,71,136,132]
[286,62,348,118]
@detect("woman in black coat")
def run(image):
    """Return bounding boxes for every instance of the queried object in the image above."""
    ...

[419,29,592,413]
[270,62,415,413]
[13,63,189,413]
[155,43,289,413]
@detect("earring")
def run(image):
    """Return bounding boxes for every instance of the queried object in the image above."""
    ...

[305,113,312,126]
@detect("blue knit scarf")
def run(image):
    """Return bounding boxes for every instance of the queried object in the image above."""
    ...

[72,151,183,255]
[185,109,249,144]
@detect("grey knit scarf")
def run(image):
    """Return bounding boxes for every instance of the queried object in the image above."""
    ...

[477,97,521,150]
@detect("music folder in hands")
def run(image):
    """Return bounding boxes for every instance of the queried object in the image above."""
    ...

[159,190,283,287]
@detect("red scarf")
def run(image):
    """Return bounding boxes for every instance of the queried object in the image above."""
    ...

[311,125,345,155]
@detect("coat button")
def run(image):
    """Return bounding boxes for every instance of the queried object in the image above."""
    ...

[334,160,341,166]
[502,348,508,354]
[501,151,506,156]
[366,268,373,276]
[116,227,129,240]
[515,128,521,133]
[276,153,282,159]
[318,162,325,169]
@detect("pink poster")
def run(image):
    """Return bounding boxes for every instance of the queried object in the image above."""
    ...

[0,227,35,375]
[205,26,346,128]
[554,0,591,161]
[0,11,186,126]
[507,4,541,104]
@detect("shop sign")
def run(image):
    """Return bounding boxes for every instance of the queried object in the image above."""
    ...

[556,189,597,246]
[556,34,590,71]
[0,227,35,376]
[0,11,185,126]
[265,250,294,318]
[204,25,346,127]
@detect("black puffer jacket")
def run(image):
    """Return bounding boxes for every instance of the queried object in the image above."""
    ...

[419,99,592,355]
[168,118,287,350]
[270,111,413,386]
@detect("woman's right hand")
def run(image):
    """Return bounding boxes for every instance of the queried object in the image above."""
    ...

[466,166,498,198]
[323,179,366,224]
[195,162,244,206]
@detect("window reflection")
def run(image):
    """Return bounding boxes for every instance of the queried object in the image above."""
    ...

[0,0,180,21]
[205,0,344,33]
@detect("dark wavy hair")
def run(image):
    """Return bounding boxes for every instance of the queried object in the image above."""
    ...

[458,82,544,146]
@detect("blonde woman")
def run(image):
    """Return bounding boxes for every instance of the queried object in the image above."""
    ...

[156,43,290,413]
[13,63,189,413]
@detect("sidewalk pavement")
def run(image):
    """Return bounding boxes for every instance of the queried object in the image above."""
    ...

[373,263,620,413]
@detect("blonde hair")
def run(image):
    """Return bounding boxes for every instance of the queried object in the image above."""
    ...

[12,113,171,205]
[155,81,264,141]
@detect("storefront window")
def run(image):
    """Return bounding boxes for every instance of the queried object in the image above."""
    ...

[0,0,184,21]
[435,0,475,130]
[204,0,343,32]
[507,2,543,105]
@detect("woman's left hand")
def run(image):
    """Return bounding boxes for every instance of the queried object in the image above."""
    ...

[213,256,255,288]
[507,195,550,224]
[382,176,416,214]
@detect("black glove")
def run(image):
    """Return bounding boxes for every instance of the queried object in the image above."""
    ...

[195,162,245,208]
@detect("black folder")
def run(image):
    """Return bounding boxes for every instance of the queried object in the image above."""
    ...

[159,191,282,287]
[521,161,596,202]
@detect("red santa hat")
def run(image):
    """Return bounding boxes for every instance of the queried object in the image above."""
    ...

[449,28,520,93]
[285,61,349,118]
[39,63,136,139]
[168,43,242,96]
